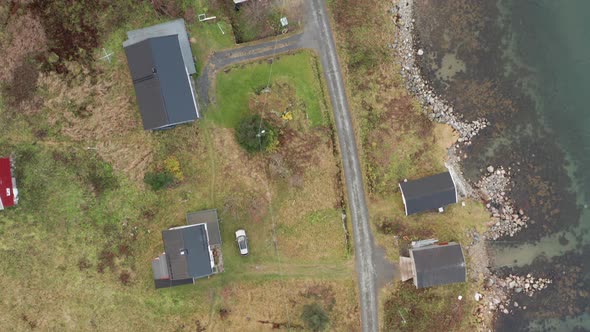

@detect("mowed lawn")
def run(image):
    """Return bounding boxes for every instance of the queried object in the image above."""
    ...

[210,51,328,128]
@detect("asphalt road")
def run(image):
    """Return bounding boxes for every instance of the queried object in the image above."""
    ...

[307,0,378,331]
[198,2,379,330]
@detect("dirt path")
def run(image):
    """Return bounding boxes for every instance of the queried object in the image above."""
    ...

[241,261,355,279]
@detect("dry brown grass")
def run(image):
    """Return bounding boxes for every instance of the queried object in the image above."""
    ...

[0,11,47,82]
[197,121,346,263]
[39,62,154,182]
[274,133,347,262]
[210,127,270,196]
[201,279,359,331]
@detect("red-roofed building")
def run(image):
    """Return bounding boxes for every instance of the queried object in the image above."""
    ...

[0,157,18,210]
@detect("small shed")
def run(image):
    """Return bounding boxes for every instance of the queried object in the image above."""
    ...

[399,171,457,215]
[123,19,199,130]
[152,209,223,289]
[400,242,466,288]
[0,157,18,210]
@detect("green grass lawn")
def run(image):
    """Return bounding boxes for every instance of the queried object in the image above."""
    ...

[190,20,236,74]
[209,51,328,128]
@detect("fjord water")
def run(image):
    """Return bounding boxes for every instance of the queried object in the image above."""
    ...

[493,0,590,330]
[413,0,590,330]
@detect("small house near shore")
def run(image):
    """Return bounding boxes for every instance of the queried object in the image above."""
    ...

[400,241,466,288]
[399,171,457,215]
[123,19,199,130]
[0,157,18,210]
[152,209,223,289]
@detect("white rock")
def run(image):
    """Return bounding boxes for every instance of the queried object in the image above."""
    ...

[417,49,424,56]
[487,166,494,173]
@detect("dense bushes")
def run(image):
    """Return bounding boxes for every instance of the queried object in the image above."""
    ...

[235,114,278,153]
[300,303,329,332]
[144,156,184,190]
[144,171,175,191]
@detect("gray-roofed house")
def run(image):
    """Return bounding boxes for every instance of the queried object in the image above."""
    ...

[398,171,458,215]
[399,242,466,288]
[152,209,223,289]
[123,19,199,130]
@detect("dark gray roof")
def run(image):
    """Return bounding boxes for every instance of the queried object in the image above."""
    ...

[124,35,198,130]
[123,19,196,74]
[410,243,466,288]
[399,171,457,215]
[162,224,213,280]
[186,209,221,246]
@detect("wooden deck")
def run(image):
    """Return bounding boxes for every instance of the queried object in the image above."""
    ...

[400,256,414,282]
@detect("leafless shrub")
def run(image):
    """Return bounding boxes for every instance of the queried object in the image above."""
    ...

[21,314,37,329]
[78,257,92,271]
[1,58,43,113]
[218,307,230,320]
[268,153,291,179]
[184,7,196,24]
[119,270,131,286]
[151,0,182,17]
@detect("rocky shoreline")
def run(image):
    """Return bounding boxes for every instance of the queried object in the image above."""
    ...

[391,1,530,240]
[390,0,551,327]
[483,274,552,314]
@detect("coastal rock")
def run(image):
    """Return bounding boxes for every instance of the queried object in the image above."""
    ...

[487,166,495,173]
[394,0,489,144]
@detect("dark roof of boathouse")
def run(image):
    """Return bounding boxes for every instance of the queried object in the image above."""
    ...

[399,171,457,215]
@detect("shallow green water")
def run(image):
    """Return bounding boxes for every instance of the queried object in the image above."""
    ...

[412,0,590,329]
[496,0,590,330]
